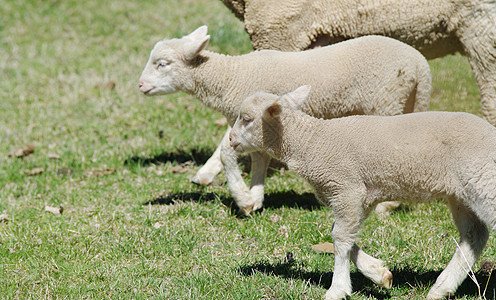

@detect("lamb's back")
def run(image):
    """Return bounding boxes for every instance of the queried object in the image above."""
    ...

[301,112,496,200]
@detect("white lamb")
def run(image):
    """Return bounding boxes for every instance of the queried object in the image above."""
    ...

[138,26,431,215]
[229,85,496,299]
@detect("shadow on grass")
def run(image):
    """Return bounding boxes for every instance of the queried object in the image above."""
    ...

[124,148,214,166]
[263,191,322,211]
[239,259,390,299]
[142,190,323,214]
[239,261,496,299]
[143,191,228,206]
[124,148,287,174]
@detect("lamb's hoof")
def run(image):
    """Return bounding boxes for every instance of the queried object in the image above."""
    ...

[375,201,401,216]
[190,172,215,186]
[426,287,449,300]
[238,203,255,216]
[324,288,350,300]
[380,270,393,289]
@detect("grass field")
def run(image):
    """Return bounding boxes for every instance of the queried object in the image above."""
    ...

[1,0,495,299]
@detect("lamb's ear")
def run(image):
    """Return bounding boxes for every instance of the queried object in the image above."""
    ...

[184,34,210,61]
[186,25,208,41]
[282,85,311,109]
[265,102,282,118]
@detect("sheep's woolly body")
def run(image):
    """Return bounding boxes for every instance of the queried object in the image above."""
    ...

[230,89,496,299]
[274,112,496,207]
[190,38,430,124]
[221,0,496,123]
[139,28,431,214]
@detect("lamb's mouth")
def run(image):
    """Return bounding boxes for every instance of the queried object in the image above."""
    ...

[231,142,242,152]
[142,87,154,95]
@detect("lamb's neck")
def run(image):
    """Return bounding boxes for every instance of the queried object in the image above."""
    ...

[189,51,243,120]
[265,111,319,169]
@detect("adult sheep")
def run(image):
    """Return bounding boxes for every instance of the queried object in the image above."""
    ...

[220,0,496,124]
[138,26,431,215]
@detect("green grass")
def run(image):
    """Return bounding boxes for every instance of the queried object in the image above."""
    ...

[0,0,495,299]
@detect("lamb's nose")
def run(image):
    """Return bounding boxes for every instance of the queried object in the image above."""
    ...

[229,133,232,141]
[138,82,143,88]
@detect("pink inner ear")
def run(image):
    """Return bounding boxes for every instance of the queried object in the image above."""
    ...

[267,103,281,117]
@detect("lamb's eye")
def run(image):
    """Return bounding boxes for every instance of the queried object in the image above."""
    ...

[156,60,170,70]
[243,115,253,123]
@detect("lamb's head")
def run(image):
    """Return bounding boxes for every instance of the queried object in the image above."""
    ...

[138,26,210,96]
[230,86,311,154]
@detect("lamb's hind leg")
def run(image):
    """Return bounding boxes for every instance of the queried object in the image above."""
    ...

[351,244,393,289]
[426,199,489,299]
[248,151,271,212]
[191,128,229,186]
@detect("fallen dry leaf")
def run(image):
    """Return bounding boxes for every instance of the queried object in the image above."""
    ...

[214,117,228,127]
[0,214,9,223]
[95,80,116,90]
[8,145,35,158]
[47,153,61,159]
[45,205,64,216]
[311,242,335,254]
[171,165,189,173]
[171,161,195,174]
[24,168,44,176]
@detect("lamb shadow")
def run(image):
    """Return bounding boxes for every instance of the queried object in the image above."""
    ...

[238,261,495,299]
[238,259,390,299]
[143,189,322,212]
[142,190,322,216]
[143,191,230,206]
[392,266,496,298]
[263,191,323,211]
[124,148,214,167]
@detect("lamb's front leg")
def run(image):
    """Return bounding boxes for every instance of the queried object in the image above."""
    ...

[321,188,368,300]
[191,128,229,186]
[247,151,271,211]
[325,220,356,300]
[221,138,270,215]
[220,136,251,213]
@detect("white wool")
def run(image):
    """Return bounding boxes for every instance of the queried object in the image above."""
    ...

[139,26,431,214]
[221,0,496,124]
[230,86,496,299]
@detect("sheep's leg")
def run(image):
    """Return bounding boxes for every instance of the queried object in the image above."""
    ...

[375,201,401,215]
[426,199,489,299]
[324,189,367,300]
[459,7,496,125]
[248,151,270,212]
[220,134,255,215]
[351,244,393,288]
[325,221,356,299]
[191,128,229,186]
